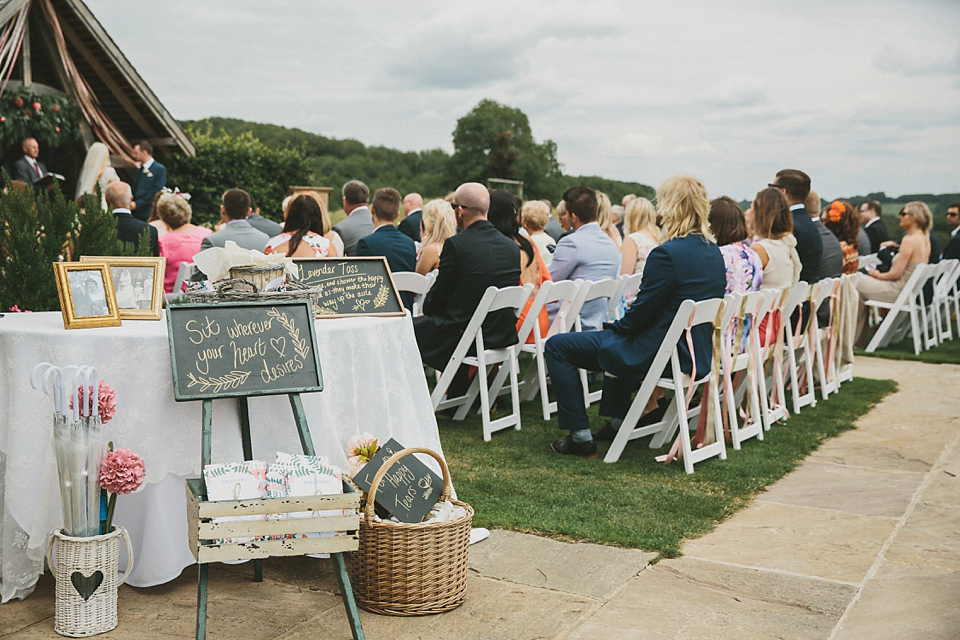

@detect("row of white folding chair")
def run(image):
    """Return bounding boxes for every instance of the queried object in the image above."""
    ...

[923,259,960,347]
[392,270,437,316]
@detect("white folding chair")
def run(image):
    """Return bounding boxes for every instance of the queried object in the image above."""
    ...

[719,291,765,450]
[864,263,932,355]
[430,284,533,441]
[810,278,841,400]
[173,261,194,294]
[782,282,816,414]
[942,259,960,339]
[834,274,857,385]
[756,288,790,431]
[502,279,587,419]
[392,271,436,317]
[604,298,727,473]
[609,272,643,321]
[929,259,958,343]
[574,278,620,406]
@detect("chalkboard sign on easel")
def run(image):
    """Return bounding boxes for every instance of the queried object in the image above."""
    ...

[166,300,323,401]
[294,257,405,318]
[165,299,364,640]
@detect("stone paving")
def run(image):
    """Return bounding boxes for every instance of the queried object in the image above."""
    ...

[3,356,958,639]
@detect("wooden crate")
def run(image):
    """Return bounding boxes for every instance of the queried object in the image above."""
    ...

[185,478,360,564]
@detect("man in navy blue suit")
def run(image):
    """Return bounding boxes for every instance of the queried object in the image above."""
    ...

[356,187,417,309]
[544,176,726,457]
[130,140,166,222]
[771,169,821,284]
[944,202,960,261]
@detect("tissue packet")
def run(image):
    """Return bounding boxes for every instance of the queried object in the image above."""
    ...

[203,460,267,543]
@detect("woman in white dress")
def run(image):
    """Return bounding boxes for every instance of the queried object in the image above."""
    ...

[75,142,119,210]
[749,187,801,290]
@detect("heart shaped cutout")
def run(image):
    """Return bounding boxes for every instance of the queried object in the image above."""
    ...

[270,336,286,357]
[71,570,104,601]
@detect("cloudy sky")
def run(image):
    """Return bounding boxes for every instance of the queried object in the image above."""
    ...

[86,0,959,200]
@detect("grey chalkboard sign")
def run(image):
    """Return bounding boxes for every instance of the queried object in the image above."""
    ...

[294,257,405,318]
[166,300,323,401]
[352,438,442,523]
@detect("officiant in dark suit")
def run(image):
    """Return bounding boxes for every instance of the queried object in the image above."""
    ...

[130,140,166,222]
[10,137,48,186]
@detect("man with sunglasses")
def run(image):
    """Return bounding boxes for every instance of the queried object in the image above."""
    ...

[944,202,960,261]
[413,183,521,391]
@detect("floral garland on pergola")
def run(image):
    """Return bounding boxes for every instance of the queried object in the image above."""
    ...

[0,86,82,152]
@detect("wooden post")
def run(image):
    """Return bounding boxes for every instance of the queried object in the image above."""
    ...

[196,563,208,640]
[201,400,212,467]
[236,397,263,582]
[289,394,315,456]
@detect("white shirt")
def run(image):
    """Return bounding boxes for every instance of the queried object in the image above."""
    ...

[141,157,155,170]
[864,218,881,228]
[951,226,959,238]
[23,156,41,175]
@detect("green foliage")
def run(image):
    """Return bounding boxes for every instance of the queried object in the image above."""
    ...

[440,376,894,557]
[566,174,656,205]
[0,88,83,152]
[73,191,151,258]
[450,99,562,200]
[166,124,312,226]
[0,179,78,311]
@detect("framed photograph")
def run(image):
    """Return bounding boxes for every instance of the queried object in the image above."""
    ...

[53,262,122,330]
[79,256,166,320]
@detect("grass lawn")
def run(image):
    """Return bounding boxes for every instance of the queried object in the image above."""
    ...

[439,377,896,559]
[855,335,960,365]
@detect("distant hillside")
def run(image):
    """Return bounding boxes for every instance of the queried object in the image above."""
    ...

[182,117,654,205]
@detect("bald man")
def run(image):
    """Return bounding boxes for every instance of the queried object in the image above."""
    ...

[106,181,159,256]
[398,192,424,242]
[413,182,521,376]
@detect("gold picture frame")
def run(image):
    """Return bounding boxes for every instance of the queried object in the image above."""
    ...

[79,256,166,320]
[53,262,122,329]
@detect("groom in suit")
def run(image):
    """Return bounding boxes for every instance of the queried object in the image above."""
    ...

[130,141,166,222]
[11,137,48,185]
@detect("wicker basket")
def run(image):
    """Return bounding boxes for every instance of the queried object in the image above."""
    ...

[348,447,473,616]
[184,273,321,307]
[228,264,285,292]
[45,526,134,637]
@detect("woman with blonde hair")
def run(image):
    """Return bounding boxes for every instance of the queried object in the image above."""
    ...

[543,175,726,457]
[854,201,931,344]
[75,142,119,210]
[415,199,456,275]
[596,191,622,250]
[521,200,556,267]
[156,192,212,293]
[620,196,659,276]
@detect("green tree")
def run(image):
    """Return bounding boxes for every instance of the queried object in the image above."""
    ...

[74,190,152,259]
[449,99,562,199]
[166,125,312,226]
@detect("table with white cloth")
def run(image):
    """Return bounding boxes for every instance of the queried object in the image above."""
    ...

[0,310,444,603]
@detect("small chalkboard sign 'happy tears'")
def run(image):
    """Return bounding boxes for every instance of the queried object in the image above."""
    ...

[166,300,323,401]
[352,438,443,523]
[294,257,404,318]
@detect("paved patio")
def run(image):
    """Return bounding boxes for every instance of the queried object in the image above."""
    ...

[3,355,958,639]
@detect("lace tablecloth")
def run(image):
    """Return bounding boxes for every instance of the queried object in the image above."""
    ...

[0,311,443,602]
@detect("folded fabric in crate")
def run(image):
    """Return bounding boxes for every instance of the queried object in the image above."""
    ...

[269,453,344,547]
[203,460,268,543]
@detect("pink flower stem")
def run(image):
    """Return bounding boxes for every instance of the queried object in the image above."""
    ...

[103,493,117,533]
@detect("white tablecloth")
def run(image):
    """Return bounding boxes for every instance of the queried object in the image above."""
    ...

[0,310,442,602]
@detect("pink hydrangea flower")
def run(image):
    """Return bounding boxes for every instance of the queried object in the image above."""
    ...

[69,382,117,423]
[345,432,378,477]
[100,448,145,495]
[8,305,31,312]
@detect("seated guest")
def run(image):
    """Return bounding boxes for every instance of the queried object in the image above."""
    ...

[356,187,417,308]
[709,196,762,294]
[246,194,283,237]
[944,202,960,260]
[549,186,620,331]
[750,188,801,291]
[413,183,521,386]
[397,192,423,242]
[333,180,374,256]
[200,189,270,251]
[489,190,552,343]
[855,201,932,345]
[544,176,726,457]
[157,192,211,293]
[806,190,843,279]
[823,200,860,275]
[521,200,556,267]
[264,194,332,257]
[147,190,169,238]
[105,181,159,256]
[596,191,623,250]
[620,196,660,277]
[415,199,456,275]
[771,169,821,284]
[543,199,564,241]
[860,200,887,255]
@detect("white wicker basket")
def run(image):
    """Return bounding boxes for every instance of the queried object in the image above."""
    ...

[45,526,134,637]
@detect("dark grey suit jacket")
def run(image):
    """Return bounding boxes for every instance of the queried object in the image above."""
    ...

[11,156,47,184]
[333,207,375,256]
[200,220,270,252]
[814,219,843,279]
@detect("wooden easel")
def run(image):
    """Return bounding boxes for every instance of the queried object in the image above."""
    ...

[192,394,365,640]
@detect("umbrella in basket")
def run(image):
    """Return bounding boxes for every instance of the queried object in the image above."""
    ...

[30,363,108,538]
